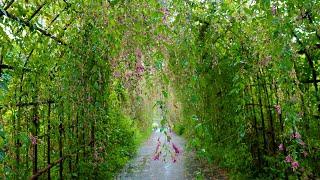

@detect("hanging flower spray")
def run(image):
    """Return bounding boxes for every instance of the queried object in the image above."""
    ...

[152,97,181,163]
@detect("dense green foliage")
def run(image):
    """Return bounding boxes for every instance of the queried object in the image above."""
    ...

[0,0,163,178]
[0,0,319,179]
[169,0,320,179]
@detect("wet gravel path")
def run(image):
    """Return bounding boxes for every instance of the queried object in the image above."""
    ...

[117,130,187,180]
[117,130,228,180]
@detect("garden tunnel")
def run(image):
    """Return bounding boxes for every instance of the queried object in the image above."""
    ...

[1,0,320,179]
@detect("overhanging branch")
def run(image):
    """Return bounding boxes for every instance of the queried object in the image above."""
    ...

[28,2,47,22]
[0,9,66,45]
[4,0,15,10]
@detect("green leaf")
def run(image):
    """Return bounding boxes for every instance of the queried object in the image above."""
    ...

[0,150,5,162]
[162,90,168,98]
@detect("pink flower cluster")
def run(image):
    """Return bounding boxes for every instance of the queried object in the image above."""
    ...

[278,131,308,172]
[302,151,308,157]
[291,161,299,170]
[172,143,180,154]
[291,132,301,139]
[274,105,281,115]
[153,151,160,160]
[285,155,293,162]
[278,143,284,151]
[136,63,144,75]
[153,138,161,160]
[285,155,300,171]
[171,143,180,163]
[298,140,306,146]
[135,48,145,76]
[30,135,37,145]
[153,137,182,163]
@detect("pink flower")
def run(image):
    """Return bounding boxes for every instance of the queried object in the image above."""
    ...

[172,143,180,154]
[153,138,161,161]
[171,151,177,163]
[125,70,133,78]
[135,57,145,75]
[285,155,293,163]
[278,143,284,151]
[153,152,160,160]
[271,4,277,15]
[274,105,281,115]
[172,156,177,163]
[302,151,308,157]
[135,48,142,59]
[291,132,301,139]
[155,139,161,151]
[291,161,299,170]
[30,135,37,145]
[298,140,306,146]
[113,71,121,78]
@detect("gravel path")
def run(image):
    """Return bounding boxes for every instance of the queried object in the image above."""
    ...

[117,129,228,180]
[117,129,188,180]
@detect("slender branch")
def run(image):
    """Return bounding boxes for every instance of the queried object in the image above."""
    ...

[16,100,55,107]
[293,31,318,89]
[30,157,66,180]
[0,99,56,109]
[22,49,34,71]
[246,103,274,109]
[63,0,70,7]
[0,64,14,70]
[28,2,47,21]
[4,0,14,10]
[301,79,320,84]
[316,31,320,41]
[0,10,66,45]
[0,49,33,72]
[47,4,71,29]
[0,64,32,72]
